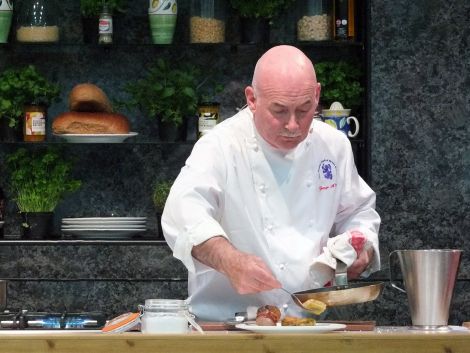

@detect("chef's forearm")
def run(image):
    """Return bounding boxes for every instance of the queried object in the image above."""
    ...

[191,236,236,274]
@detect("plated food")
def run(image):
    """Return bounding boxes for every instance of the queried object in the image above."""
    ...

[53,83,133,136]
[255,304,317,327]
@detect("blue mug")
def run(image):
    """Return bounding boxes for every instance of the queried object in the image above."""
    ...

[321,109,360,138]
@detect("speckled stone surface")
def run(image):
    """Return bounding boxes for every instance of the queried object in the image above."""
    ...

[0,0,468,325]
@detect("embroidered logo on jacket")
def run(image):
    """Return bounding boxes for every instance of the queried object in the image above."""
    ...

[318,159,337,191]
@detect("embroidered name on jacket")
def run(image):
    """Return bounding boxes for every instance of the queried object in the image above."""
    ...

[318,159,337,191]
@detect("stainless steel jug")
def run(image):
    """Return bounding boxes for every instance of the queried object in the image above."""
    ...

[390,249,462,330]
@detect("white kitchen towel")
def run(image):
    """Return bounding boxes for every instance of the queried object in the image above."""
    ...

[309,230,369,288]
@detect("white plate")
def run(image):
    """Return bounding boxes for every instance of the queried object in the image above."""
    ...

[235,323,346,334]
[61,224,146,230]
[61,228,147,239]
[62,217,147,222]
[62,220,146,226]
[54,132,138,143]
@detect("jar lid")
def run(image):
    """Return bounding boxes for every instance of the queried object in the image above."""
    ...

[144,299,188,310]
[101,312,141,333]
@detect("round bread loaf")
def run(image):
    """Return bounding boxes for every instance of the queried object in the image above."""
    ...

[53,112,130,134]
[69,83,113,113]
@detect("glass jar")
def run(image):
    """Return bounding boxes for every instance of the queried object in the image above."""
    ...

[296,0,333,41]
[16,0,60,43]
[197,102,220,138]
[140,299,190,334]
[190,0,226,43]
[23,103,46,142]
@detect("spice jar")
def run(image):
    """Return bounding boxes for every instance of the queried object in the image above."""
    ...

[297,0,333,41]
[197,102,219,138]
[190,0,226,43]
[98,3,113,45]
[16,0,60,43]
[23,103,46,142]
[140,299,191,334]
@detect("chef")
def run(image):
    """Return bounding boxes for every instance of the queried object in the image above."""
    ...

[162,45,380,321]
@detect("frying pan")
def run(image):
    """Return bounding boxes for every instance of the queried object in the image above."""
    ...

[293,259,384,307]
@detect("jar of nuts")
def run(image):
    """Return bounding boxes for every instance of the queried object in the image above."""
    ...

[190,0,226,43]
[296,0,333,42]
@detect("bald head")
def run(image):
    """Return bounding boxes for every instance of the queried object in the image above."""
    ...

[252,45,317,95]
[245,45,321,151]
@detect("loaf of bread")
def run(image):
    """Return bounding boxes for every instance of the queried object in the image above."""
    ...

[69,83,113,113]
[53,112,130,134]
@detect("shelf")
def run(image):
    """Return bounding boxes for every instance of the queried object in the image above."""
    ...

[0,239,167,246]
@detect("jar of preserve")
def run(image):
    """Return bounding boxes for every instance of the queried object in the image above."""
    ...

[296,0,333,41]
[23,103,47,142]
[140,299,191,334]
[16,0,60,43]
[197,102,219,138]
[190,0,226,43]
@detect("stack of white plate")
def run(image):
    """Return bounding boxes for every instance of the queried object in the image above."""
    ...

[61,217,147,239]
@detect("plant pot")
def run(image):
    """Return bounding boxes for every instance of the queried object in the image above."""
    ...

[82,16,98,44]
[240,17,269,44]
[148,0,177,44]
[155,211,164,240]
[21,212,54,240]
[0,118,21,142]
[158,120,187,142]
[0,7,13,43]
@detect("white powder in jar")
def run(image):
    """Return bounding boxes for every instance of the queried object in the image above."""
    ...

[141,313,189,333]
[17,26,59,42]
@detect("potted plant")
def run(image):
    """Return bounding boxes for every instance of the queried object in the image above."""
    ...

[124,58,199,141]
[230,0,295,43]
[6,147,82,239]
[152,179,173,240]
[80,0,127,44]
[314,60,364,111]
[0,65,60,142]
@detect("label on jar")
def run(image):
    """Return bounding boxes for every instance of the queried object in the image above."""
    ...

[99,17,113,34]
[25,111,45,135]
[198,112,218,136]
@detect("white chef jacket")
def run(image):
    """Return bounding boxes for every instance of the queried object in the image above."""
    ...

[162,108,380,321]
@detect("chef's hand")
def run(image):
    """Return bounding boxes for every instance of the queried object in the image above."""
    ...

[192,236,281,294]
[347,246,374,279]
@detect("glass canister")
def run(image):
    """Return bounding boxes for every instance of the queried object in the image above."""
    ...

[16,0,60,43]
[190,0,226,43]
[296,0,333,41]
[140,299,191,334]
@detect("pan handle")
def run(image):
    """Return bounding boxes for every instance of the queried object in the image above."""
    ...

[389,250,406,293]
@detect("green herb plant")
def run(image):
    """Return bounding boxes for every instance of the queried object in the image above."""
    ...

[80,0,127,17]
[6,148,81,213]
[229,0,295,19]
[125,58,199,127]
[315,61,364,109]
[0,65,60,128]
[153,180,173,212]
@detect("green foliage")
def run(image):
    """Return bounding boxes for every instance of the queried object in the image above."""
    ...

[0,65,60,128]
[80,0,127,17]
[230,0,295,19]
[197,75,225,104]
[315,61,364,109]
[6,148,81,212]
[153,180,173,212]
[124,58,199,127]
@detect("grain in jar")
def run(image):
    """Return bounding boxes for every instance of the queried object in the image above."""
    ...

[296,0,333,41]
[190,0,226,43]
[16,0,60,43]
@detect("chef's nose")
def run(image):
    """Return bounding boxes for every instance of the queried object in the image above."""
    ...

[285,114,299,131]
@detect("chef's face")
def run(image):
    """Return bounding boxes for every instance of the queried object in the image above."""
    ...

[246,84,320,151]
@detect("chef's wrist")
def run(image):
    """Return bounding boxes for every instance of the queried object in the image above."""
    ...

[191,235,236,273]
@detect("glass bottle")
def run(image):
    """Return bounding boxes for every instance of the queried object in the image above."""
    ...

[297,0,333,41]
[190,0,226,43]
[16,0,60,43]
[334,0,355,40]
[23,103,47,142]
[197,102,220,138]
[140,299,190,333]
[99,3,113,45]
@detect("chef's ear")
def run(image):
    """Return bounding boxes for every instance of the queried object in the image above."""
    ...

[245,86,256,113]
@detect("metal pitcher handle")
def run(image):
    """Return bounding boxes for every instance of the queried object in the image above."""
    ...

[389,250,406,293]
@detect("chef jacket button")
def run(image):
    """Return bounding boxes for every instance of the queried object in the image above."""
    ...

[308,220,314,228]
[279,264,286,270]
[259,184,266,193]
[267,224,273,231]
[253,144,259,152]
[306,180,312,187]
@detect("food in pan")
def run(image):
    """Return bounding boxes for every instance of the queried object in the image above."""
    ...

[255,305,282,326]
[281,316,316,326]
[302,298,327,315]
